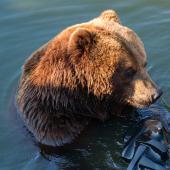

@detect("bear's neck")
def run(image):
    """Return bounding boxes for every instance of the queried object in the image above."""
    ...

[21,82,115,121]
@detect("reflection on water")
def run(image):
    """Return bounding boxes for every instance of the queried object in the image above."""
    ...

[0,0,170,169]
[36,118,133,170]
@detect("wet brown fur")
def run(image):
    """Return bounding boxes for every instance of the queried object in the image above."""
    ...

[17,10,158,146]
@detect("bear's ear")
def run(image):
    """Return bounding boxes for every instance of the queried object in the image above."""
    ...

[68,28,95,56]
[99,9,121,24]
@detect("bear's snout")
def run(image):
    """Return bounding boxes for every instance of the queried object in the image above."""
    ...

[151,87,163,104]
[144,75,163,105]
[126,72,163,108]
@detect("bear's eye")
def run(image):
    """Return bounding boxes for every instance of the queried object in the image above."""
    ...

[125,68,136,78]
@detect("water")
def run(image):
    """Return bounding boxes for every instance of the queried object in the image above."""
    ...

[0,0,170,169]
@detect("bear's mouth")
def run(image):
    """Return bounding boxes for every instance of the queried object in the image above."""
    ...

[126,99,154,109]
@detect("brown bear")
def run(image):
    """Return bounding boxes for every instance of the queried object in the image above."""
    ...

[17,10,162,146]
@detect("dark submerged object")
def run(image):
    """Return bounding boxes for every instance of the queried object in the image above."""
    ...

[122,104,170,170]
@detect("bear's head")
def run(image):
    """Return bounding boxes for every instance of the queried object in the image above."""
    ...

[67,10,162,108]
[29,10,162,111]
[17,9,163,146]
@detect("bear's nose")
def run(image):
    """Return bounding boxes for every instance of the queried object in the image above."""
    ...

[152,88,163,103]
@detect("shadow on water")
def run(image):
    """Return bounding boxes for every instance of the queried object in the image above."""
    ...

[37,118,132,170]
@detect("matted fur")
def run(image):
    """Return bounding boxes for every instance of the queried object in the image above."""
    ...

[17,9,159,146]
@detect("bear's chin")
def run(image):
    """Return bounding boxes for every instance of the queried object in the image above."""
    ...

[127,100,152,109]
